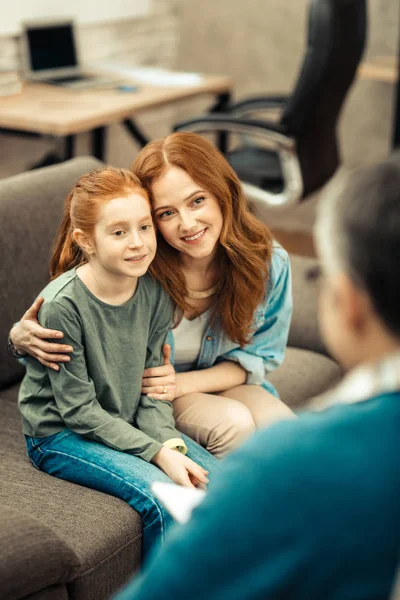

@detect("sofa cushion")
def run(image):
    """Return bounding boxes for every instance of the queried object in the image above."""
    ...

[25,586,69,600]
[0,157,103,391]
[0,384,142,599]
[289,254,328,356]
[0,506,78,600]
[268,346,342,410]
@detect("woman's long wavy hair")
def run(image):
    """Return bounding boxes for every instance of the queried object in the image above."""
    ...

[132,132,273,346]
[50,167,149,279]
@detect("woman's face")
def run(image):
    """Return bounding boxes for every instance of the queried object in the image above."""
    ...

[151,166,224,261]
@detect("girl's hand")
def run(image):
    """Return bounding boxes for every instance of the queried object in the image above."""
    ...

[151,446,209,488]
[10,297,73,371]
[142,344,177,401]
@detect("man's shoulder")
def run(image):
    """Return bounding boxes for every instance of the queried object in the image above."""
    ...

[198,393,400,570]
[229,394,400,494]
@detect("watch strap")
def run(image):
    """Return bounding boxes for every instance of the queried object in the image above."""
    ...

[7,334,26,358]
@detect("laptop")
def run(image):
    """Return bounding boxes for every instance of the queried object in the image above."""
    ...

[20,19,118,89]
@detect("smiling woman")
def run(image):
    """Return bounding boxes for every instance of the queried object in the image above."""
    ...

[132,132,295,457]
[10,134,295,459]
[151,168,224,276]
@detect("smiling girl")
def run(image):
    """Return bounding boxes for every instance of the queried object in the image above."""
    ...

[17,167,216,557]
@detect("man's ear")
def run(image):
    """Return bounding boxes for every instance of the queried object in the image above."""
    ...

[72,229,95,255]
[335,272,371,335]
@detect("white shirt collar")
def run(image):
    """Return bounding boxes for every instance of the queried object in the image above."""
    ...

[311,350,400,411]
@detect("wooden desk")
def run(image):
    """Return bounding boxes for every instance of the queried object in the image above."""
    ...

[358,56,399,147]
[0,73,233,163]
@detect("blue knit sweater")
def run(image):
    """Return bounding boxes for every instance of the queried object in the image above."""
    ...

[117,391,400,600]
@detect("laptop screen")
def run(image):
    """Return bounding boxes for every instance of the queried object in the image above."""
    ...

[26,23,78,72]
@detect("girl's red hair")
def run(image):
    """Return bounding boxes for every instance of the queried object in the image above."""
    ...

[132,132,273,346]
[50,167,149,279]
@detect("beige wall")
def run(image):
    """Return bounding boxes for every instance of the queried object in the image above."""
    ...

[175,0,399,167]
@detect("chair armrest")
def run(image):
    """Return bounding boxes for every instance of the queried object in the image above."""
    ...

[174,115,302,210]
[174,115,292,149]
[0,506,78,598]
[227,95,289,116]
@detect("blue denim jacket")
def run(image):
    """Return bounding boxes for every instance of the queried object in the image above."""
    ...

[166,244,292,398]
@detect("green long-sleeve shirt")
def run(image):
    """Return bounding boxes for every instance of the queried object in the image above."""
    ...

[18,268,182,462]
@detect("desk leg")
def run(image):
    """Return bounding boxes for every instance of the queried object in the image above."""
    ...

[92,127,106,160]
[392,10,400,148]
[210,91,232,154]
[64,135,75,160]
[123,119,150,147]
[393,54,400,147]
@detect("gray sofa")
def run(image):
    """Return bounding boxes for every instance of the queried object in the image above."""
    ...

[0,157,342,600]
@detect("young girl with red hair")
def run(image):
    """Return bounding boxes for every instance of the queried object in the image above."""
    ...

[17,166,215,557]
[11,133,294,458]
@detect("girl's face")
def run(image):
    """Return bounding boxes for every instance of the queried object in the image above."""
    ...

[89,193,157,280]
[151,167,224,262]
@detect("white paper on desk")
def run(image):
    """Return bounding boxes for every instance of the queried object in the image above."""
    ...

[91,63,203,87]
[151,481,206,524]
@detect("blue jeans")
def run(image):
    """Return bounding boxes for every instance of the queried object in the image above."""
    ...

[25,430,217,558]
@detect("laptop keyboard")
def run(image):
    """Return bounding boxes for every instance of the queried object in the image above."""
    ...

[47,74,95,84]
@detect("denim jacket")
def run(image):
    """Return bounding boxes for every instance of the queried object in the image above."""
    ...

[166,244,293,398]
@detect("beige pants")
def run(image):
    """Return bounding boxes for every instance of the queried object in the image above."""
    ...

[173,384,295,459]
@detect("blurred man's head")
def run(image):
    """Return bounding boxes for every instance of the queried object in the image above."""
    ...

[315,154,400,370]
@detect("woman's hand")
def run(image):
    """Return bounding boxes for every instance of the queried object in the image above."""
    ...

[142,344,177,401]
[151,446,209,488]
[10,297,73,371]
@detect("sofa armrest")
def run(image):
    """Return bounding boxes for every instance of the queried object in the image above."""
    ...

[0,506,79,599]
[288,255,329,357]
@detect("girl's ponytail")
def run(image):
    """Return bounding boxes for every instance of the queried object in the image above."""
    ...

[50,191,85,279]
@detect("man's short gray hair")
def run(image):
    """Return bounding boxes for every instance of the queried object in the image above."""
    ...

[314,153,400,337]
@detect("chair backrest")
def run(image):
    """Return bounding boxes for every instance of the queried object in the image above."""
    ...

[281,0,367,196]
[0,157,102,391]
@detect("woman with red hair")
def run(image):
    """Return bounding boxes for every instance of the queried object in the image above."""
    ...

[10,133,294,458]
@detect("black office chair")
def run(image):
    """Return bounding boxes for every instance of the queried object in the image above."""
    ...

[174,0,367,210]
